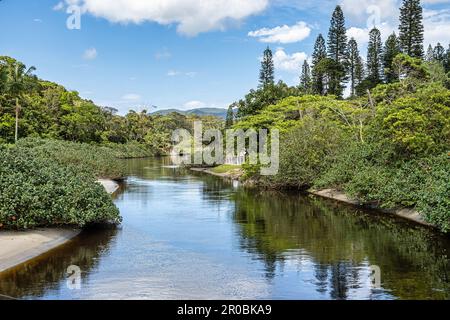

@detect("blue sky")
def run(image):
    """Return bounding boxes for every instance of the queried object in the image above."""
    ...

[0,0,448,114]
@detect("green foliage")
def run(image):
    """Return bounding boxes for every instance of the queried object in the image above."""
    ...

[299,60,312,93]
[236,81,302,118]
[0,143,122,229]
[15,138,126,179]
[371,84,450,156]
[262,119,350,189]
[327,5,348,97]
[366,27,383,87]
[316,143,450,231]
[383,33,401,83]
[399,0,424,59]
[225,105,235,129]
[235,95,370,139]
[259,47,275,88]
[312,34,328,95]
[347,38,364,97]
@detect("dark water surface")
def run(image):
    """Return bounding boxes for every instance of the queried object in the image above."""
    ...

[1,158,449,300]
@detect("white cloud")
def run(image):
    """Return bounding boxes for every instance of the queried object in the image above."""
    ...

[340,0,400,23]
[248,21,311,43]
[423,9,450,46]
[183,100,206,109]
[83,47,98,60]
[273,48,307,73]
[122,93,141,101]
[58,0,269,36]
[33,18,43,23]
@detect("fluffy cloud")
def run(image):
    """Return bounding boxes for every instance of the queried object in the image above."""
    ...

[57,0,269,36]
[272,48,307,73]
[248,21,311,43]
[83,47,98,60]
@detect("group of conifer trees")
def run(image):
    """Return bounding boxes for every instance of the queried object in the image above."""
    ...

[277,0,448,98]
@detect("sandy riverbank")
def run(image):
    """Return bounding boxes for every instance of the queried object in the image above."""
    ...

[0,179,120,273]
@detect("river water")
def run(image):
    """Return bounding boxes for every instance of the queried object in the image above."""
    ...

[0,158,449,300]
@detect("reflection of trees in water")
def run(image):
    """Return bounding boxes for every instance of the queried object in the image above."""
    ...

[0,226,118,299]
[231,189,450,299]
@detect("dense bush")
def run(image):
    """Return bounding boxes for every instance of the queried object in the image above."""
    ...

[316,144,450,231]
[370,84,450,157]
[15,138,126,179]
[262,119,351,188]
[0,145,122,229]
[102,141,155,159]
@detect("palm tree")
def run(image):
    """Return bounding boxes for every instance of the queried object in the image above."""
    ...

[3,58,36,142]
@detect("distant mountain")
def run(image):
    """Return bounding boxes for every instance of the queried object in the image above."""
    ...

[152,108,228,119]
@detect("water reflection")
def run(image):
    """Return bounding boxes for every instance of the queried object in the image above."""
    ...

[0,158,449,300]
[231,190,450,299]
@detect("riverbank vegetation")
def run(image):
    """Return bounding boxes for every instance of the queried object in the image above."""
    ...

[0,140,122,229]
[230,1,450,231]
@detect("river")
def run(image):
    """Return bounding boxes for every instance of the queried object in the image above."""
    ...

[0,157,449,300]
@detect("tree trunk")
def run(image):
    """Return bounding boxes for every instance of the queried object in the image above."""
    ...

[15,98,20,143]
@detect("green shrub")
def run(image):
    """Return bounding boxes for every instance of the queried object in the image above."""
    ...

[0,146,121,229]
[370,84,450,157]
[262,119,350,189]
[103,141,155,159]
[15,138,126,179]
[316,143,450,231]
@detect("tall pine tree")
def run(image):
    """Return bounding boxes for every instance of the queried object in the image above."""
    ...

[366,27,384,86]
[300,60,312,93]
[383,32,401,83]
[346,38,364,97]
[433,43,445,64]
[399,0,424,59]
[225,105,234,129]
[311,34,327,95]
[445,45,450,73]
[327,5,348,97]
[259,47,275,88]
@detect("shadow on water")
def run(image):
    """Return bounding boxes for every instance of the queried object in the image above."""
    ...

[0,157,449,300]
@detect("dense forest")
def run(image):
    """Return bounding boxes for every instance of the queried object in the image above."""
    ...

[229,1,450,231]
